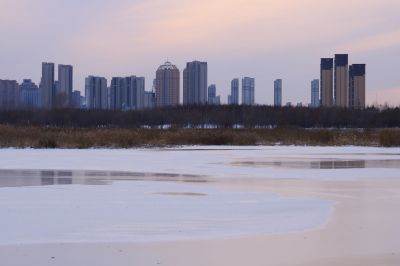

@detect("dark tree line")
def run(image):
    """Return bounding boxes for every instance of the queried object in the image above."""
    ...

[0,105,399,128]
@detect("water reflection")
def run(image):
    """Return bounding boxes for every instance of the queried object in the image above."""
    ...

[0,170,207,188]
[234,159,400,169]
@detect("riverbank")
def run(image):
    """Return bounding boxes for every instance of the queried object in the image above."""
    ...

[0,125,399,148]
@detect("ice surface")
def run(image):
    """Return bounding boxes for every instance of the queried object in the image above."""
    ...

[0,146,398,180]
[0,181,331,244]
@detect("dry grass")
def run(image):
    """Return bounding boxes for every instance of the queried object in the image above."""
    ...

[0,125,398,148]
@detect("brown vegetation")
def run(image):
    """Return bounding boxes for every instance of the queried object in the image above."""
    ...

[0,125,398,148]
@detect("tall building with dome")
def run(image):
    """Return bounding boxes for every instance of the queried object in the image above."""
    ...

[155,61,180,107]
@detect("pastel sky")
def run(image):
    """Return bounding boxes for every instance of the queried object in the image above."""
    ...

[1,0,399,106]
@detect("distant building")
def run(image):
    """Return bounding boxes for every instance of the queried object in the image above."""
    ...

[227,95,232,105]
[183,61,207,105]
[320,58,333,107]
[0,79,19,109]
[109,76,145,111]
[285,102,292,107]
[144,90,156,109]
[40,62,55,109]
[56,64,73,108]
[85,76,108,109]
[274,79,282,107]
[155,61,180,107]
[242,77,255,105]
[311,79,320,108]
[349,64,366,109]
[230,78,239,105]
[334,54,349,107]
[71,90,83,108]
[20,79,40,109]
[207,84,220,105]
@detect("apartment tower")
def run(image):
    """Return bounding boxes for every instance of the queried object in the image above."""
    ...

[320,58,333,107]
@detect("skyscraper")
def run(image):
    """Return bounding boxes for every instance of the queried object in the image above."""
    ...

[0,79,19,109]
[183,61,207,105]
[274,79,282,107]
[40,62,55,109]
[85,76,108,109]
[334,54,349,107]
[242,77,255,105]
[320,58,333,107]
[208,84,216,104]
[19,79,40,109]
[155,61,180,107]
[349,64,366,109]
[56,64,73,108]
[311,79,320,108]
[230,79,239,105]
[109,76,145,111]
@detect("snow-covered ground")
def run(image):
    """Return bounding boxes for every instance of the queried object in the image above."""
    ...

[0,146,398,180]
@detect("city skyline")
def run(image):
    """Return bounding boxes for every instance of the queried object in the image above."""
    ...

[0,0,399,106]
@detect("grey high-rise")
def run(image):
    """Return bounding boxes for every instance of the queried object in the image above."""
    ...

[109,76,145,111]
[183,61,207,105]
[334,54,349,107]
[242,77,255,105]
[40,62,55,109]
[274,79,282,107]
[85,76,108,109]
[320,58,333,107]
[230,78,239,105]
[56,64,73,108]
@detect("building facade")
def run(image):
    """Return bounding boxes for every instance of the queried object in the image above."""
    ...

[20,79,40,109]
[311,79,320,108]
[0,79,19,109]
[334,54,349,107]
[40,62,55,109]
[144,91,156,109]
[71,90,83,108]
[242,77,255,105]
[56,64,73,108]
[349,64,366,109]
[85,76,108,109]
[230,78,239,105]
[274,79,282,107]
[320,58,333,107]
[155,62,180,107]
[183,61,208,105]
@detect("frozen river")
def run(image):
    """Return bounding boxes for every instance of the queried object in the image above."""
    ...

[0,146,399,245]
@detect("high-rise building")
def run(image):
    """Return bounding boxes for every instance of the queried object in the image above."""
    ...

[71,90,83,108]
[85,76,108,109]
[0,79,19,109]
[349,64,366,109]
[40,62,55,109]
[109,76,145,111]
[56,64,73,108]
[208,84,216,104]
[183,61,207,105]
[320,58,333,107]
[242,77,255,105]
[274,79,282,107]
[334,54,349,107]
[109,77,124,110]
[227,95,232,105]
[144,91,156,109]
[230,79,239,105]
[311,79,320,108]
[155,61,180,107]
[19,79,40,109]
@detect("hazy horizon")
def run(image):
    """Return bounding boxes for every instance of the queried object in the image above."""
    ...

[0,0,399,106]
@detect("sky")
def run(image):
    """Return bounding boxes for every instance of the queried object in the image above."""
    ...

[0,0,399,106]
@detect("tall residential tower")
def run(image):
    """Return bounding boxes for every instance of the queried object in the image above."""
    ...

[274,79,282,107]
[334,54,349,107]
[40,62,55,109]
[349,64,366,109]
[320,58,333,107]
[242,77,255,105]
[183,61,207,105]
[155,61,180,107]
